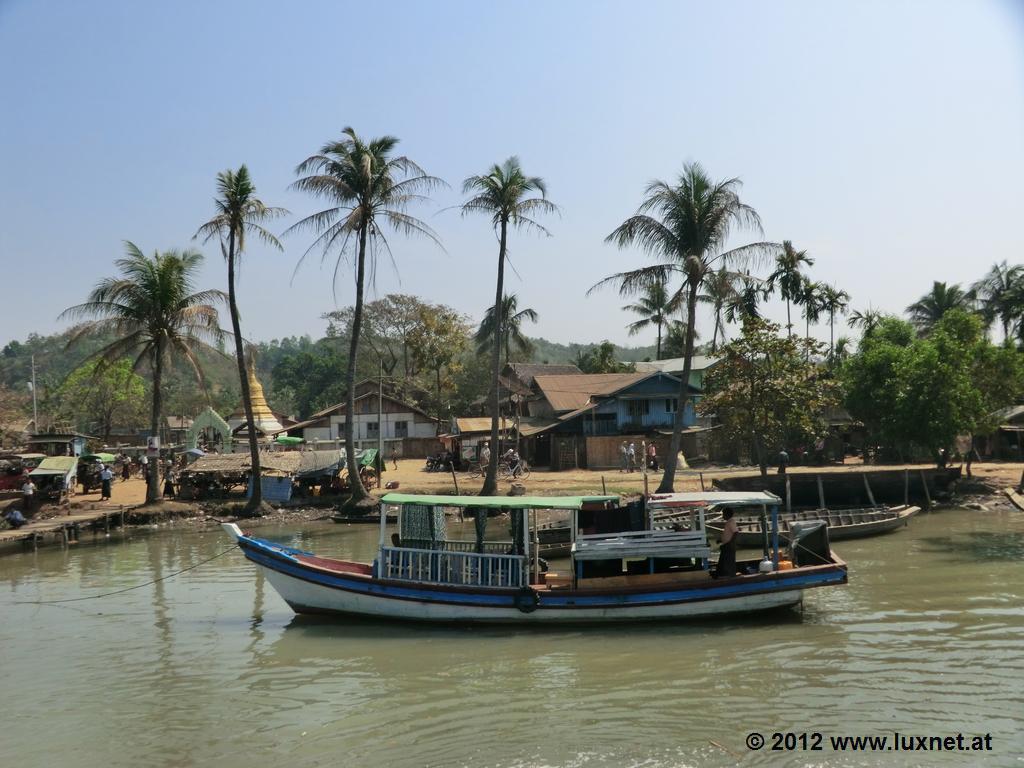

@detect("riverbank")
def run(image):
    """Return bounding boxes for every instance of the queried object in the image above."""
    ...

[2,459,1019,554]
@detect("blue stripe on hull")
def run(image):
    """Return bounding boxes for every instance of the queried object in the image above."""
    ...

[238,537,846,612]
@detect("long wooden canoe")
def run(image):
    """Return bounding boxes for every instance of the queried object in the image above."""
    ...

[706,505,920,548]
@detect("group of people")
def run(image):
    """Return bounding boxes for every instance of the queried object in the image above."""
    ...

[477,441,523,477]
[619,441,659,473]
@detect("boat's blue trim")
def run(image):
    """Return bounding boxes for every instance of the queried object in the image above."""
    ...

[237,536,846,611]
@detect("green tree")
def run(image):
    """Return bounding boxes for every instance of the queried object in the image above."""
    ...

[271,343,347,419]
[408,305,471,420]
[972,261,1024,342]
[55,359,146,442]
[61,243,225,502]
[841,310,1022,458]
[906,281,975,336]
[724,272,766,326]
[700,319,839,476]
[574,341,636,374]
[819,284,851,361]
[848,307,884,337]
[288,128,443,508]
[593,162,775,492]
[621,281,678,359]
[325,294,430,377]
[461,157,557,495]
[475,294,539,365]
[699,268,740,353]
[196,165,287,511]
[767,240,814,338]
[798,278,825,356]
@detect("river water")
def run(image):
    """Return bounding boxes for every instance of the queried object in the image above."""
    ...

[2,508,1022,768]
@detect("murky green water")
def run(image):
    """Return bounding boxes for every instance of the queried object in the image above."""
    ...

[2,509,1023,767]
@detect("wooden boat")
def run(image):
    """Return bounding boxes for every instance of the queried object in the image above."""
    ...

[705,505,920,548]
[223,491,848,624]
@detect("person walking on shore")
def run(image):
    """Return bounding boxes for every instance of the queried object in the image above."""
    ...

[620,441,629,472]
[627,442,637,473]
[647,443,658,472]
[21,476,36,515]
[99,464,114,500]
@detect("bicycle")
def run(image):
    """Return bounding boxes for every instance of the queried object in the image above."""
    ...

[467,461,485,479]
[499,459,531,480]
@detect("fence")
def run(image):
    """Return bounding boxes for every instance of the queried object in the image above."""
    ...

[380,546,526,588]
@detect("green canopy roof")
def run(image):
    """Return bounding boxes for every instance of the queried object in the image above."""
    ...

[274,436,304,445]
[380,493,619,510]
[81,453,117,463]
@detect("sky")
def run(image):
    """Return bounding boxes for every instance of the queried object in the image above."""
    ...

[2,0,1023,352]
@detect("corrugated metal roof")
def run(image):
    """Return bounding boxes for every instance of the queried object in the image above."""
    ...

[633,356,720,373]
[454,417,513,434]
[186,452,302,475]
[506,363,583,387]
[533,373,650,413]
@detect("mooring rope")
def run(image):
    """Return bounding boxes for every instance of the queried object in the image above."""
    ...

[10,544,240,605]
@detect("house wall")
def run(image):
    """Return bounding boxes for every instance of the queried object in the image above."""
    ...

[325,412,436,441]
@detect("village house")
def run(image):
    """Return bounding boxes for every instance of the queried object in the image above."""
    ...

[512,371,705,470]
[632,355,721,392]
[282,380,440,458]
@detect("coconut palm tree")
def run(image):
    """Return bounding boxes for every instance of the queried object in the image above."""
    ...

[699,268,740,353]
[461,157,557,495]
[972,261,1024,342]
[767,241,814,337]
[195,165,288,511]
[475,293,539,365]
[819,284,851,360]
[60,243,225,502]
[833,335,853,365]
[287,127,443,508]
[622,281,678,359]
[591,162,776,492]
[906,281,975,335]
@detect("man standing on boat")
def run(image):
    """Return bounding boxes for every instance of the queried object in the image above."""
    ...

[715,509,739,578]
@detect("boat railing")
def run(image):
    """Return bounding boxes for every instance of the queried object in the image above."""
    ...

[380,545,526,588]
[399,538,512,555]
[573,529,711,561]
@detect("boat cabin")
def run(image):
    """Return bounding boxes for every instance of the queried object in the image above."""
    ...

[377,490,785,592]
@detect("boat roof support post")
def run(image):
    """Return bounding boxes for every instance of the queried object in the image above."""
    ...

[760,504,769,559]
[379,502,388,549]
[771,504,780,568]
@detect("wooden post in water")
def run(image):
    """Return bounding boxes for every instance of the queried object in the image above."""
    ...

[816,475,826,510]
[903,469,910,506]
[449,463,460,495]
[919,470,932,509]
[601,476,607,495]
[863,473,877,507]
[785,475,792,512]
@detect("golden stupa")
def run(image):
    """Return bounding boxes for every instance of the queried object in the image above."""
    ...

[239,357,283,435]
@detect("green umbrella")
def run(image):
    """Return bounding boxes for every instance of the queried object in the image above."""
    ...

[275,436,304,446]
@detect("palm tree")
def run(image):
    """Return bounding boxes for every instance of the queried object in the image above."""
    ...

[724,271,767,326]
[475,293,539,364]
[819,284,851,360]
[592,162,776,492]
[972,261,1024,342]
[906,281,975,335]
[798,278,825,351]
[699,268,740,352]
[462,157,557,495]
[287,127,443,508]
[195,165,287,511]
[833,336,853,364]
[60,243,224,502]
[622,281,678,359]
[767,241,814,337]
[848,307,883,336]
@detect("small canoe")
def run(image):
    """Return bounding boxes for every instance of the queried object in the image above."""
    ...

[706,505,920,548]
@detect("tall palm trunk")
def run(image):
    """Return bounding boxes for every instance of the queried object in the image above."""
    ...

[785,296,792,338]
[657,277,699,493]
[656,319,662,360]
[482,219,508,496]
[148,344,164,503]
[829,311,835,360]
[227,229,263,510]
[344,224,371,505]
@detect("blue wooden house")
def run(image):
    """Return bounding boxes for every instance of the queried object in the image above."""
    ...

[523,372,703,469]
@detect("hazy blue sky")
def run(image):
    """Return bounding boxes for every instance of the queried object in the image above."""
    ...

[2,0,1023,351]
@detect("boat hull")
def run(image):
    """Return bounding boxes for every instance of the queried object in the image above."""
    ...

[709,505,920,549]
[231,531,847,624]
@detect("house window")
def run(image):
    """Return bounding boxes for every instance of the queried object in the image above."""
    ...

[366,422,379,439]
[665,398,678,413]
[627,400,650,418]
[394,420,408,438]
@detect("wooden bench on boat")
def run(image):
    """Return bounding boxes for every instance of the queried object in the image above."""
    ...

[573,529,711,562]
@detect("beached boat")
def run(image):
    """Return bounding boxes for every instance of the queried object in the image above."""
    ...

[705,505,920,548]
[223,491,847,624]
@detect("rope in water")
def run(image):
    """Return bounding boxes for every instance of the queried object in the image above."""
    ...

[11,544,239,605]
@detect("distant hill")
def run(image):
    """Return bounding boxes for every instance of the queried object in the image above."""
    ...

[528,337,657,365]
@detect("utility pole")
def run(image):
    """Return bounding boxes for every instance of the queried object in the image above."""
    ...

[30,355,38,430]
[377,359,384,485]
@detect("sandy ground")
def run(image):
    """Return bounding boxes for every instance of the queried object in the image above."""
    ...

[11,458,1018,520]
